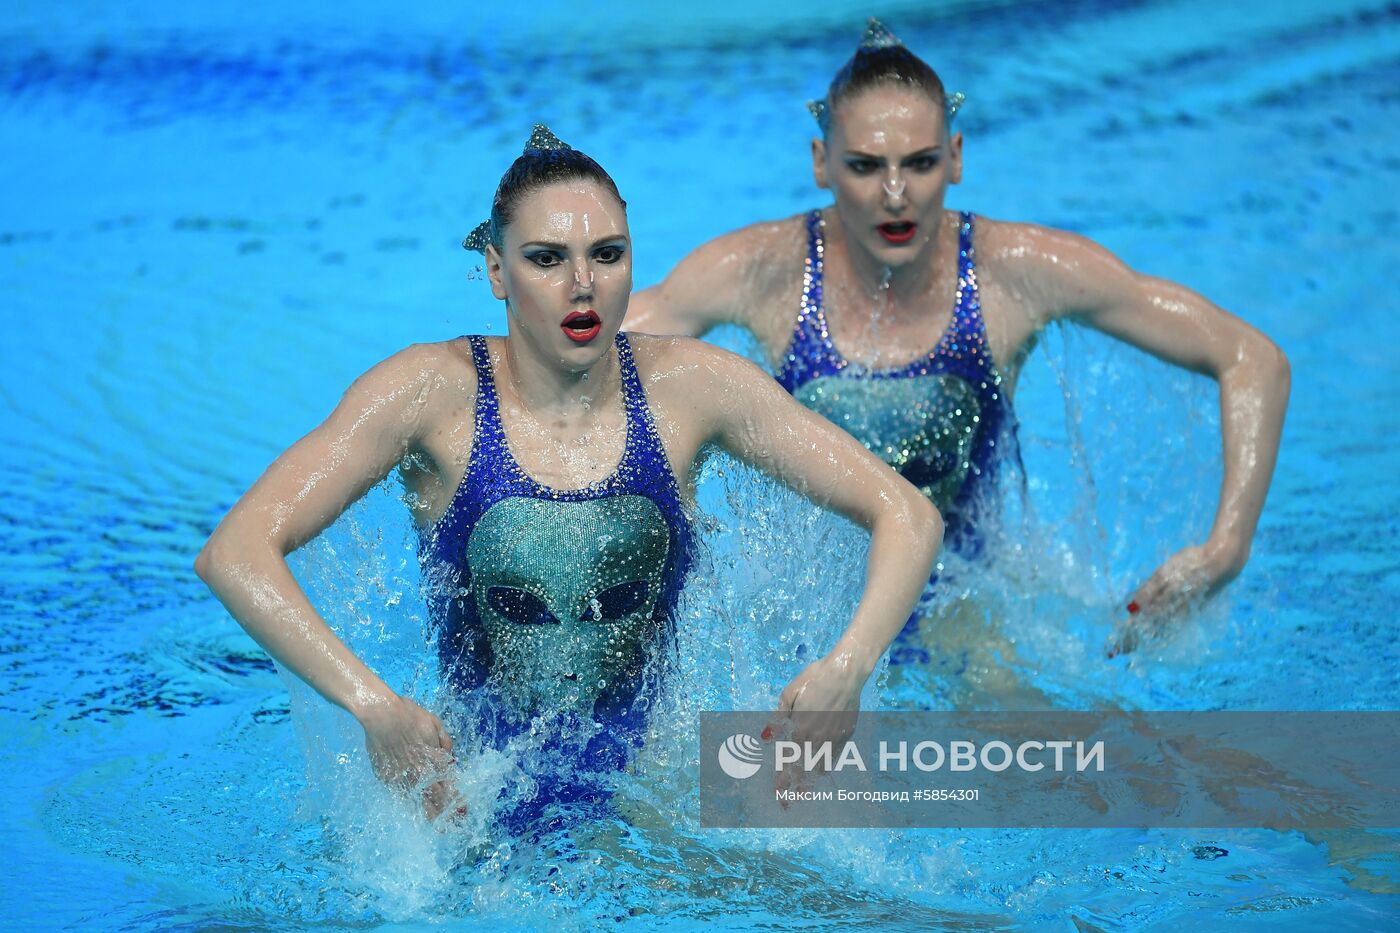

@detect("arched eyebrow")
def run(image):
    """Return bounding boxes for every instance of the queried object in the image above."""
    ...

[842,146,943,164]
[900,147,943,162]
[518,235,629,251]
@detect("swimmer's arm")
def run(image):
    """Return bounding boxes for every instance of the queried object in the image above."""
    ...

[194,347,443,720]
[1023,226,1290,609]
[694,346,943,691]
[626,224,774,337]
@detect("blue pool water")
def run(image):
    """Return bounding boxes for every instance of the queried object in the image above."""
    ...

[2,0,1398,929]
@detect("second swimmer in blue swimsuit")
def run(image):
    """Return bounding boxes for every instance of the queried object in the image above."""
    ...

[629,18,1289,664]
[195,125,943,825]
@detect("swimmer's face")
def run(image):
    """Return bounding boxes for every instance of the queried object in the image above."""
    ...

[812,85,962,268]
[486,180,631,371]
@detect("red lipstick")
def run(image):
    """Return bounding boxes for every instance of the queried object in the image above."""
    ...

[561,310,602,343]
[878,222,918,244]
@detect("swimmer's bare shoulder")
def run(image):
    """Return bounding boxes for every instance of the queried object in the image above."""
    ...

[203,339,478,551]
[349,338,477,432]
[962,214,1090,371]
[975,215,1130,315]
[628,213,808,359]
[734,213,812,359]
[625,332,795,467]
[368,338,481,521]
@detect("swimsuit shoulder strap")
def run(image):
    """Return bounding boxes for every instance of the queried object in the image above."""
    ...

[614,331,658,444]
[614,332,687,502]
[465,335,509,461]
[806,207,825,273]
[802,208,825,330]
[775,210,830,391]
[423,335,515,547]
[951,211,993,366]
[958,210,978,296]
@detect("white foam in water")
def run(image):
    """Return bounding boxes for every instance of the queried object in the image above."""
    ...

[259,388,1220,921]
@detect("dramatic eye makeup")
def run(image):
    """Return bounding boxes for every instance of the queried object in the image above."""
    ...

[520,238,627,268]
[523,249,564,267]
[593,242,626,264]
[843,148,941,176]
[904,150,941,171]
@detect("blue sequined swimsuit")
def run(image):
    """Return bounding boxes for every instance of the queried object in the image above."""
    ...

[776,209,1014,552]
[776,211,1016,662]
[419,332,692,822]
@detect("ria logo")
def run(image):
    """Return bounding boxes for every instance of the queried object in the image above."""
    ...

[718,733,764,779]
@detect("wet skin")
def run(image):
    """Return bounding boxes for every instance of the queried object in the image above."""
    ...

[627,84,1291,656]
[197,176,944,820]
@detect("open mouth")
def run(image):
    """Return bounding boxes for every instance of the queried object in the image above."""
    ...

[561,310,602,343]
[877,221,918,244]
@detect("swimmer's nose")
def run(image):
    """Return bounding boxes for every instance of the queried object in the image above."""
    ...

[570,259,594,297]
[882,170,907,209]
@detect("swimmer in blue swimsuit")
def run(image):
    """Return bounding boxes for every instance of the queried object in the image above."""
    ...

[419,331,693,825]
[777,208,1013,555]
[776,208,1014,663]
[195,125,943,824]
[629,18,1289,660]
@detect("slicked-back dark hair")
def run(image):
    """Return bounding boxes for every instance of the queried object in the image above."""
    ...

[488,147,626,249]
[824,45,947,137]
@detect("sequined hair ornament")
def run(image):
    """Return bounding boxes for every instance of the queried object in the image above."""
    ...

[461,220,492,253]
[860,16,900,49]
[461,124,574,253]
[807,18,966,134]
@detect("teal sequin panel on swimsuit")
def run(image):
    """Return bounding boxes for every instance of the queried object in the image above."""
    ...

[775,210,1016,553]
[418,333,692,818]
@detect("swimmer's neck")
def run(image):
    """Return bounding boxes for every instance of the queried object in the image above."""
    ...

[498,333,621,421]
[826,207,957,308]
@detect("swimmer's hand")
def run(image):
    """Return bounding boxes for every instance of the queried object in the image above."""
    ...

[766,653,866,798]
[356,695,460,821]
[1108,541,1244,657]
[772,654,865,744]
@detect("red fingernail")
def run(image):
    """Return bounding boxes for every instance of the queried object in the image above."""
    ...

[1127,601,1140,615]
[761,726,773,741]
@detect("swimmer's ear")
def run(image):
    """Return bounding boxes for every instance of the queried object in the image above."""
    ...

[812,137,829,190]
[484,244,508,301]
[949,131,964,186]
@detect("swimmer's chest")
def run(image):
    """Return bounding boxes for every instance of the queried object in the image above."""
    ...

[796,370,983,509]
[461,492,674,714]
